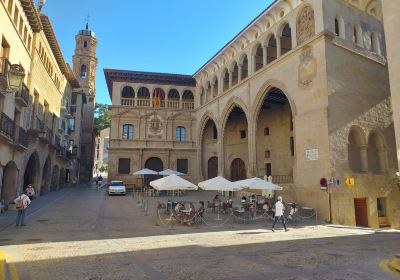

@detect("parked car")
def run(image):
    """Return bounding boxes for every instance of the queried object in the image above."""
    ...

[108,181,126,195]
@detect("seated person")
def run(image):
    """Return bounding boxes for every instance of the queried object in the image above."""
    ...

[241,196,247,203]
[174,202,184,219]
[197,201,205,217]
[213,195,221,212]
[250,194,256,203]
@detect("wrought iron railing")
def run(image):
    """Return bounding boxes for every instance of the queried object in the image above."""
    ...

[272,175,294,184]
[0,112,14,139]
[15,83,29,105]
[14,126,28,147]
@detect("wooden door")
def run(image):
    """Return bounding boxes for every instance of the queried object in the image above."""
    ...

[231,158,246,181]
[144,157,163,187]
[354,198,368,227]
[207,157,218,179]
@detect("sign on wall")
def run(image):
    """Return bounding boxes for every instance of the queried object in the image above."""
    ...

[306,149,319,161]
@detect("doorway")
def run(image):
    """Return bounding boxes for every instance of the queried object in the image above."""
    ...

[354,198,368,227]
[230,158,246,181]
[207,157,218,179]
[144,157,163,187]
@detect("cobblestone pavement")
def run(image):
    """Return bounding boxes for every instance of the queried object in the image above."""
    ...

[0,182,399,280]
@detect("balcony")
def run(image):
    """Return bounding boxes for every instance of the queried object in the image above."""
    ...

[272,175,294,185]
[14,126,28,149]
[56,147,71,161]
[0,112,14,141]
[39,126,53,144]
[58,120,66,133]
[15,83,29,107]
[0,58,11,97]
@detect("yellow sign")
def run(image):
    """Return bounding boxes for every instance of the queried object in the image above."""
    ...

[346,177,354,187]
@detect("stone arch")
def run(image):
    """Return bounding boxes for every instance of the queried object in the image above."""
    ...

[121,86,135,98]
[353,24,363,47]
[266,33,278,63]
[280,22,293,55]
[220,97,249,132]
[252,42,264,72]
[230,61,239,87]
[335,15,345,39]
[41,156,52,195]
[199,114,219,179]
[348,126,367,173]
[144,157,164,187]
[252,84,296,178]
[367,130,387,173]
[51,165,59,191]
[167,88,180,109]
[1,161,18,206]
[197,111,220,144]
[23,151,41,195]
[221,68,229,92]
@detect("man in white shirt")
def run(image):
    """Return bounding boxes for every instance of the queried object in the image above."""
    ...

[14,193,31,226]
[272,196,288,232]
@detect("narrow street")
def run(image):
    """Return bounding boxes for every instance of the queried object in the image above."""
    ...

[0,182,399,280]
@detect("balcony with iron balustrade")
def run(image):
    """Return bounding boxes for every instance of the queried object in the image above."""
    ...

[0,112,14,142]
[120,98,194,110]
[39,126,53,144]
[14,126,28,150]
[56,147,71,161]
[15,83,29,107]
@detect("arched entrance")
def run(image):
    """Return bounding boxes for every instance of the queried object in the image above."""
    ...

[208,157,218,179]
[223,104,248,178]
[254,87,294,179]
[59,168,65,188]
[41,157,51,195]
[231,158,246,181]
[144,157,163,187]
[1,161,18,206]
[23,152,40,194]
[200,118,218,179]
[51,165,59,191]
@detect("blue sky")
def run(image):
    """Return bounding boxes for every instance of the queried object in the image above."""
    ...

[42,0,273,104]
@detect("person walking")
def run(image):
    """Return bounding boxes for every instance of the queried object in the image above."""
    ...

[95,176,99,190]
[25,184,35,200]
[271,196,288,232]
[14,192,31,226]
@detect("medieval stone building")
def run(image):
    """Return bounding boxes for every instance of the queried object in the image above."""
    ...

[105,0,400,229]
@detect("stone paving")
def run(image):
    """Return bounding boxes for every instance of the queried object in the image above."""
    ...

[0,182,399,280]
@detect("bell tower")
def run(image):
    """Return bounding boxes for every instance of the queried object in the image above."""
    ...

[72,21,98,182]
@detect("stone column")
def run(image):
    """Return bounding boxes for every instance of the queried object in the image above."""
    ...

[238,63,243,83]
[134,90,138,107]
[150,91,153,108]
[228,70,233,88]
[218,130,224,177]
[247,119,257,177]
[262,45,267,66]
[276,35,282,58]
[360,145,368,172]
[179,92,183,109]
[210,83,215,98]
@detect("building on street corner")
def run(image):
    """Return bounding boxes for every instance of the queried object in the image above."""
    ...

[94,127,110,175]
[105,0,400,229]
[0,0,97,211]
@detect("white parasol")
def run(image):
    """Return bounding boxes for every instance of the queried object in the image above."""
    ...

[150,174,198,191]
[198,176,243,191]
[133,168,159,175]
[233,177,282,191]
[158,169,186,176]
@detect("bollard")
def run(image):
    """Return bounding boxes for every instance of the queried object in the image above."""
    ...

[136,191,141,204]
[154,208,160,226]
[141,198,146,212]
[144,200,149,216]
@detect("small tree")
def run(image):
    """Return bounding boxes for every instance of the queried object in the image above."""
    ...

[94,103,111,135]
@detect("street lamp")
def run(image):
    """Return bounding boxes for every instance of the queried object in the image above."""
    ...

[7,64,25,91]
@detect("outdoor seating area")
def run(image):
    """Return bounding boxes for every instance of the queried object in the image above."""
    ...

[132,168,317,228]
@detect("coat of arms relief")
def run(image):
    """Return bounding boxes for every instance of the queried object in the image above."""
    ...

[148,113,163,139]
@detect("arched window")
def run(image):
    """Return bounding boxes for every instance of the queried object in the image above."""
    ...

[222,69,229,92]
[137,87,150,107]
[267,35,277,63]
[368,132,386,173]
[240,55,249,80]
[121,86,135,98]
[168,89,180,109]
[371,32,381,55]
[348,127,366,172]
[212,77,218,97]
[176,126,186,142]
[122,124,134,140]
[335,15,345,39]
[353,24,363,47]
[182,90,194,109]
[231,63,239,86]
[254,44,263,72]
[83,41,87,48]
[80,64,87,79]
[137,87,150,98]
[280,23,292,55]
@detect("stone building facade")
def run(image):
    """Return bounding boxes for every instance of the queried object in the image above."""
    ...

[382,1,400,172]
[0,1,92,209]
[105,0,400,229]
